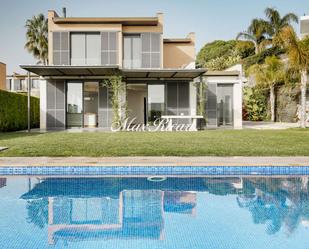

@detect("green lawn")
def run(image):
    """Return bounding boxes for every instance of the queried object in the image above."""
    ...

[0,129,309,157]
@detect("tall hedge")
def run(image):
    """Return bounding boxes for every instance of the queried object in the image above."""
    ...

[0,90,40,132]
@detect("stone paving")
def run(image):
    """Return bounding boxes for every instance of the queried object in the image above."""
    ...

[243,121,299,130]
[0,156,308,167]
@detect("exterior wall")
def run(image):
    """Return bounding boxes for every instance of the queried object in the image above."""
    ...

[0,63,6,90]
[163,34,195,69]
[127,86,147,124]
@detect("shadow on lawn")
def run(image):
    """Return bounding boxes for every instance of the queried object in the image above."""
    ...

[0,131,44,141]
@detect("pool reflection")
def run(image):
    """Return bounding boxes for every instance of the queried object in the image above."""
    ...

[19,177,309,245]
[21,178,201,245]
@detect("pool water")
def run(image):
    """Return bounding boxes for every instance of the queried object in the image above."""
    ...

[1,176,309,249]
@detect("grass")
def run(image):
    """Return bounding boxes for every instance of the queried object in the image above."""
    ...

[0,129,309,157]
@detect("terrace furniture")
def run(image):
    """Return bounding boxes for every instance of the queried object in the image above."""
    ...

[161,115,204,131]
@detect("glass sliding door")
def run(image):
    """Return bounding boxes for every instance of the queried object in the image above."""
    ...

[67,82,83,127]
[147,84,165,123]
[217,84,233,126]
[84,82,99,128]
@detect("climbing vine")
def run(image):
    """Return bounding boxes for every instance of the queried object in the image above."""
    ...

[195,79,207,117]
[102,75,127,128]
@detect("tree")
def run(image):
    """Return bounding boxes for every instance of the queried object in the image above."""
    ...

[25,14,48,65]
[196,40,254,69]
[264,7,298,46]
[280,26,309,128]
[236,18,270,54]
[248,56,285,122]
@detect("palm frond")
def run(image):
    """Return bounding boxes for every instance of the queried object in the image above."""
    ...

[280,26,309,70]
[281,13,299,25]
[24,13,48,64]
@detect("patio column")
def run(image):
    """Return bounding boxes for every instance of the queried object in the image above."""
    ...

[27,72,31,132]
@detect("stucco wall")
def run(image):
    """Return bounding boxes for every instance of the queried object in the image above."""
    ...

[0,63,6,90]
[163,34,195,69]
[127,86,147,124]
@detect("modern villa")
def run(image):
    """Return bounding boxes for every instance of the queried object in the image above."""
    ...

[21,9,242,130]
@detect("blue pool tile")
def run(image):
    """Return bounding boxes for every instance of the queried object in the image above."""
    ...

[0,165,309,176]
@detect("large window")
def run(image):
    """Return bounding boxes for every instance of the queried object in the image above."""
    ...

[166,82,190,116]
[217,84,233,126]
[71,33,101,65]
[147,82,190,123]
[123,35,141,69]
[67,82,83,127]
[147,84,165,123]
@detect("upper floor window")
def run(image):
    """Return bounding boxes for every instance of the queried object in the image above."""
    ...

[52,31,118,66]
[123,35,141,69]
[71,33,101,65]
[6,79,11,91]
[123,33,161,69]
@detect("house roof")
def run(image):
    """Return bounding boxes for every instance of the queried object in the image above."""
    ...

[53,17,159,26]
[122,68,206,79]
[20,65,206,80]
[163,38,192,43]
[20,65,119,77]
[203,70,239,77]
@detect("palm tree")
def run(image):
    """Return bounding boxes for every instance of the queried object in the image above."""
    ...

[236,18,270,54]
[264,7,298,46]
[280,26,309,128]
[248,56,285,122]
[25,14,48,65]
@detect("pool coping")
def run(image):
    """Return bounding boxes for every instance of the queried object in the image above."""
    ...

[0,157,309,176]
[0,156,309,167]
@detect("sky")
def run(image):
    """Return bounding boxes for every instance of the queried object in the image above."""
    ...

[0,0,308,74]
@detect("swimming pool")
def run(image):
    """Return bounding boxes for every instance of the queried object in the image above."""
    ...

[1,176,309,249]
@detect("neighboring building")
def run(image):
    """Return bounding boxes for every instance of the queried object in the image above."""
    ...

[21,9,243,130]
[6,73,41,97]
[0,62,6,90]
[300,15,309,38]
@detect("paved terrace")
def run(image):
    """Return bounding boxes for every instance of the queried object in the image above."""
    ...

[0,157,309,167]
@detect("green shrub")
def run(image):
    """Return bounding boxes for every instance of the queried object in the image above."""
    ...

[243,87,268,121]
[0,90,39,132]
[197,40,255,70]
[243,46,285,70]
